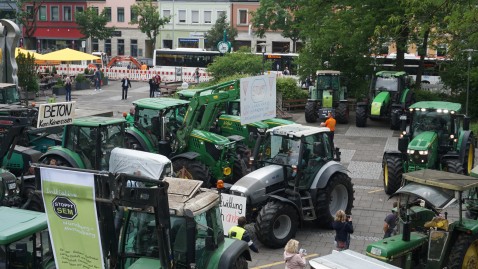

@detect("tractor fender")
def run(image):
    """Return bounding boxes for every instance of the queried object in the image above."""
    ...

[267,194,302,222]
[126,128,153,152]
[40,148,82,168]
[311,161,349,189]
[459,130,474,163]
[171,152,201,161]
[217,240,251,269]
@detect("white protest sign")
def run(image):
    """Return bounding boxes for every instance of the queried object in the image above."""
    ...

[220,193,247,236]
[240,74,276,125]
[37,101,76,128]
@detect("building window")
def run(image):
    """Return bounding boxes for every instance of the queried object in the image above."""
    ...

[63,6,72,21]
[163,9,171,19]
[163,40,172,49]
[104,7,111,22]
[117,7,124,22]
[379,44,389,55]
[178,10,186,23]
[75,6,84,16]
[217,10,226,20]
[92,38,99,52]
[118,39,125,55]
[191,10,199,24]
[178,38,199,48]
[51,6,59,21]
[238,9,247,25]
[437,44,447,57]
[131,39,138,57]
[39,6,46,21]
[234,40,251,51]
[204,11,211,23]
[26,6,34,20]
[105,39,111,56]
[92,7,99,15]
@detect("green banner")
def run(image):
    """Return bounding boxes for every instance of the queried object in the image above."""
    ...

[40,167,104,269]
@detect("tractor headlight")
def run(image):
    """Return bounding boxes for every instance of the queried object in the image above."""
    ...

[444,110,449,113]
[223,167,232,176]
[419,150,428,155]
[215,144,224,150]
[407,149,415,154]
[450,134,455,139]
[437,109,442,113]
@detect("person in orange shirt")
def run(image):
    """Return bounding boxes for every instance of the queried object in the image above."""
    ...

[320,112,336,143]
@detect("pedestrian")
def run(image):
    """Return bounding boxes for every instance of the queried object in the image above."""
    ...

[332,210,354,251]
[94,68,102,91]
[64,76,72,102]
[121,76,131,100]
[228,216,259,253]
[149,77,156,98]
[320,111,336,143]
[124,107,135,126]
[384,201,399,238]
[283,239,307,269]
[195,67,200,83]
[141,62,147,70]
[283,67,290,75]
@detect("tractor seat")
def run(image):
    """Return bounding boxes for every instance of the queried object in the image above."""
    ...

[424,217,449,231]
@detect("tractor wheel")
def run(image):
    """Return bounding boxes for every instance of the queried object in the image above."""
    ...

[40,155,73,167]
[173,158,211,187]
[125,133,145,151]
[382,155,403,195]
[446,233,478,269]
[335,102,349,124]
[463,135,475,175]
[305,101,318,123]
[390,112,401,130]
[355,106,367,127]
[233,143,251,182]
[444,159,465,174]
[232,255,248,269]
[255,201,299,248]
[315,173,354,228]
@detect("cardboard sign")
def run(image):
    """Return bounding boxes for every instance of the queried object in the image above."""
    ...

[41,167,104,269]
[37,101,76,128]
[220,193,247,236]
[240,74,276,125]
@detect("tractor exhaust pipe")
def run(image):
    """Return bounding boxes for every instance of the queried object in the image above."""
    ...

[402,208,411,241]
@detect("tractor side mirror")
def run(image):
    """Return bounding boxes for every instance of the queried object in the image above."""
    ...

[464,116,470,131]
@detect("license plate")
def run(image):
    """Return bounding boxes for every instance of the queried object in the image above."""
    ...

[8,182,16,190]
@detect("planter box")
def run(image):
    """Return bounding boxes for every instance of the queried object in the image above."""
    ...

[102,77,109,86]
[75,81,89,90]
[52,86,66,95]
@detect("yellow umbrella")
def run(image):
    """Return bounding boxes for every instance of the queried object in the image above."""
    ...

[42,48,100,61]
[15,47,46,60]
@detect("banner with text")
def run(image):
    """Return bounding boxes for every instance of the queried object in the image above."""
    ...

[220,193,247,235]
[37,101,76,128]
[240,74,276,125]
[41,167,104,269]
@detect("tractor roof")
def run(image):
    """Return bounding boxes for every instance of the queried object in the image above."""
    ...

[376,71,408,77]
[133,97,189,110]
[403,169,478,192]
[410,101,461,112]
[268,124,330,137]
[316,70,341,75]
[0,83,17,90]
[165,177,219,217]
[73,116,125,127]
[0,207,47,245]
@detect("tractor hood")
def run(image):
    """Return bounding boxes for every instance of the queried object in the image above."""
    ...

[128,257,161,269]
[229,165,284,205]
[262,118,294,128]
[218,114,269,129]
[409,131,437,151]
[366,232,427,262]
[371,91,390,116]
[190,129,231,145]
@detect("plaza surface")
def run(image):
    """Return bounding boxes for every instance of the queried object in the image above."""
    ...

[36,80,478,268]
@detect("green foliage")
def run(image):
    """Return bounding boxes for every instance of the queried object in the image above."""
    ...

[75,7,116,40]
[130,0,169,53]
[471,122,478,138]
[84,68,90,75]
[277,77,308,99]
[206,51,262,81]
[204,14,237,51]
[52,66,57,74]
[16,52,39,93]
[75,73,88,83]
[44,67,50,74]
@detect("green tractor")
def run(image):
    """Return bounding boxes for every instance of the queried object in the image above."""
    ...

[382,101,475,194]
[356,71,414,129]
[304,70,349,124]
[0,207,55,268]
[0,83,21,105]
[366,169,478,269]
[39,116,126,170]
[228,124,354,248]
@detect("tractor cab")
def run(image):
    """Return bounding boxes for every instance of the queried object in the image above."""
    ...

[0,83,21,105]
[371,71,411,104]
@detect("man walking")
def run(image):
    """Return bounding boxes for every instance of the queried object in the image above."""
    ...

[121,76,131,100]
[320,112,336,143]
[64,76,72,102]
[228,216,259,253]
[94,68,102,91]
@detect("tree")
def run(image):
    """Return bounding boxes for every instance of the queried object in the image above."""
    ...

[206,47,262,81]
[75,7,116,53]
[16,51,39,105]
[204,14,237,51]
[130,0,169,56]
[15,0,46,50]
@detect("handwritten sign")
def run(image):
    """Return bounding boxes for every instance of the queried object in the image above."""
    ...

[220,193,247,236]
[37,101,76,128]
[240,74,276,125]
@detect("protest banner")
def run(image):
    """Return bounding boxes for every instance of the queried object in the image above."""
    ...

[37,101,76,128]
[240,74,276,125]
[220,193,247,235]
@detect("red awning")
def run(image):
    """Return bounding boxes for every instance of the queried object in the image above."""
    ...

[31,27,84,39]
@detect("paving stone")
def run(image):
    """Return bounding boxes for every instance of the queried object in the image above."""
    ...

[347,161,383,179]
[345,125,394,137]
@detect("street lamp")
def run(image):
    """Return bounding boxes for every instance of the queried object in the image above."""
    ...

[257,43,266,75]
[464,49,476,116]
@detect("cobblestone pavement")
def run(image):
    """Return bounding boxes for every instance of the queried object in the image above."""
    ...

[35,81,478,268]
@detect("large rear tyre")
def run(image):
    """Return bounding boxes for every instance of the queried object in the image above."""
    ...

[305,101,318,123]
[255,201,298,248]
[173,158,211,187]
[315,173,354,228]
[335,102,349,124]
[444,159,465,174]
[40,155,73,167]
[446,233,478,269]
[355,106,367,127]
[463,135,475,175]
[382,155,403,195]
[232,255,248,269]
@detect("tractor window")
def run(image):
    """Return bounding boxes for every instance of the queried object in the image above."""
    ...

[316,75,339,91]
[6,235,35,268]
[228,101,241,116]
[375,77,398,92]
[5,87,20,104]
[99,124,124,170]
[170,216,187,266]
[126,212,159,258]
[412,110,451,137]
[136,108,159,131]
[267,135,301,166]
[195,211,209,265]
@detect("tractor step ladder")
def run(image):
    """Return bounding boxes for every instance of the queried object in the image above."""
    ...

[300,191,317,221]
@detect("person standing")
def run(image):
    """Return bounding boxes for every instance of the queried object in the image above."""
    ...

[121,76,131,100]
[195,68,200,83]
[384,201,399,238]
[283,239,307,269]
[332,210,354,251]
[283,67,290,75]
[94,68,102,91]
[64,76,72,102]
[124,107,135,126]
[320,112,336,143]
[228,216,259,253]
[149,77,156,98]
